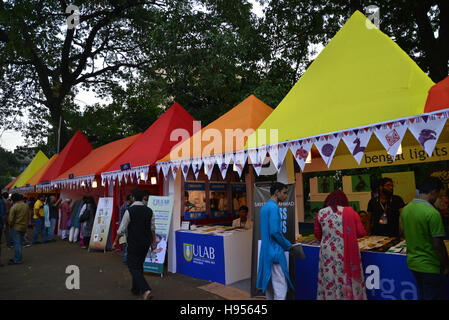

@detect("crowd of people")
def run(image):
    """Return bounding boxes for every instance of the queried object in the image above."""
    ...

[0,192,99,266]
[256,176,449,301]
[2,175,449,301]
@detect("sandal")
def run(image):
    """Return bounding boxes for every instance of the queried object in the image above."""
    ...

[142,290,153,300]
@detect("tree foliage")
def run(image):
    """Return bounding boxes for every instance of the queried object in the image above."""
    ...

[0,0,448,156]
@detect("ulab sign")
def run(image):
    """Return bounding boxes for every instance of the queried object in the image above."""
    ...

[176,232,226,284]
[184,243,216,265]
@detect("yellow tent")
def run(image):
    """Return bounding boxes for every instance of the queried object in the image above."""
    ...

[247,11,434,148]
[11,150,49,189]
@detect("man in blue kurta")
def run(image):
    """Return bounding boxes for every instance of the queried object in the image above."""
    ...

[257,182,294,300]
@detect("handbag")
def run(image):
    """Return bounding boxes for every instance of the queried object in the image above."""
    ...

[290,243,306,259]
[67,218,72,229]
[118,234,127,244]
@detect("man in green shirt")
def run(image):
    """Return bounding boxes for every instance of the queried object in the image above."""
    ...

[401,176,449,300]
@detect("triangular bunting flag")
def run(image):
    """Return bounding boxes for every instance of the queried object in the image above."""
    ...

[248,148,262,176]
[289,140,313,171]
[224,152,235,166]
[314,135,341,168]
[181,159,191,180]
[191,158,203,180]
[268,143,289,172]
[161,162,170,179]
[217,154,228,179]
[203,156,215,180]
[408,116,447,157]
[234,150,248,177]
[171,161,181,180]
[342,129,372,165]
[374,122,407,160]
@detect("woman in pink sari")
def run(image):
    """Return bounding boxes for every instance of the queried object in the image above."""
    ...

[314,190,367,300]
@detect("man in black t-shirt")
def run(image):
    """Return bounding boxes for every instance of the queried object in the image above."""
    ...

[368,177,405,237]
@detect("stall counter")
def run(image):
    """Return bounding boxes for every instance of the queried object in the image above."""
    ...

[295,244,449,300]
[176,226,252,285]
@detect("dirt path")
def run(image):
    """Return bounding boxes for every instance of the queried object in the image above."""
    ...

[0,230,224,300]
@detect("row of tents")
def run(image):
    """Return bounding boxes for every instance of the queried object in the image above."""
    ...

[4,11,449,197]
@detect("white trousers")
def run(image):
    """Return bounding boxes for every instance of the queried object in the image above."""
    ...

[265,263,287,300]
[69,227,79,242]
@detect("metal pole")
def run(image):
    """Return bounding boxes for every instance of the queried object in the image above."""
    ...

[57,115,62,153]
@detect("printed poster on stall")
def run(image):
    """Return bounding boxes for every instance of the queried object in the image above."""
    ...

[184,182,206,220]
[209,182,228,219]
[144,196,174,274]
[231,183,247,218]
[317,176,334,193]
[89,197,114,252]
[351,174,371,192]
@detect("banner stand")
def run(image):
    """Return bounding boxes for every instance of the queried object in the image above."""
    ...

[143,196,174,276]
[88,197,114,253]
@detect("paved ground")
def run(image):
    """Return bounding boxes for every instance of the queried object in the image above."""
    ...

[0,230,226,300]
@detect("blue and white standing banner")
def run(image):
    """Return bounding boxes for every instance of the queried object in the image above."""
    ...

[176,231,226,284]
[294,245,449,300]
[144,196,174,274]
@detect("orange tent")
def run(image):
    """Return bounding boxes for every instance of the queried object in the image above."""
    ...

[159,95,273,162]
[157,95,273,179]
[53,134,141,188]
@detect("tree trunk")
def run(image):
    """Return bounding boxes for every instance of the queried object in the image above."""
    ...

[429,51,449,83]
[48,103,69,155]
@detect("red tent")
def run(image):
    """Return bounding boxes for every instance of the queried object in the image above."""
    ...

[101,102,199,184]
[53,134,141,188]
[37,130,93,190]
[424,76,449,113]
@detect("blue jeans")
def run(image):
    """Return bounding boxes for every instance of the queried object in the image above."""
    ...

[47,218,57,241]
[12,229,24,263]
[123,243,128,263]
[32,218,47,243]
[412,270,448,300]
[4,223,13,246]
